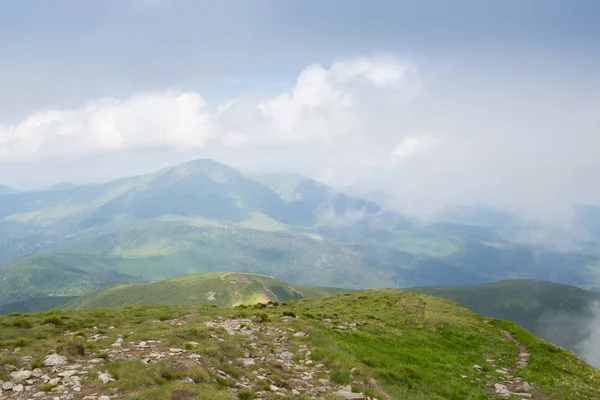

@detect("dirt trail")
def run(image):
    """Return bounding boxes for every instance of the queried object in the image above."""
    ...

[501,329,530,369]
[484,329,536,399]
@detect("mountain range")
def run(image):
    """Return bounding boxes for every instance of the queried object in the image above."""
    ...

[2,158,600,311]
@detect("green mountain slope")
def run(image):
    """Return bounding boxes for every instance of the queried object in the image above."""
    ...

[1,290,599,399]
[0,159,379,233]
[411,279,600,355]
[60,272,349,309]
[0,225,390,311]
[2,158,600,300]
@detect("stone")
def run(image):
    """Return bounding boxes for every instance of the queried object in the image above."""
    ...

[10,370,32,382]
[520,382,533,391]
[239,358,255,366]
[99,397,111,400]
[12,384,24,393]
[44,354,68,367]
[333,390,366,399]
[98,372,115,384]
[48,378,61,386]
[3,365,16,372]
[31,368,43,378]
[169,348,185,353]
[58,370,79,378]
[494,383,511,398]
[514,394,533,399]
[2,381,13,390]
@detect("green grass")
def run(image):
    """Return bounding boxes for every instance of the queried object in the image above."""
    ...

[410,279,600,354]
[0,290,598,399]
[59,272,349,309]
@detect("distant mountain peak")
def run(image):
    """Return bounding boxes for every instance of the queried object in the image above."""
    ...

[159,158,241,183]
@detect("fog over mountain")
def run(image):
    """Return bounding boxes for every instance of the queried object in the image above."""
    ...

[1,1,599,238]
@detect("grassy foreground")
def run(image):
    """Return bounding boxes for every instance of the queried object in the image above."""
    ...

[0,290,598,399]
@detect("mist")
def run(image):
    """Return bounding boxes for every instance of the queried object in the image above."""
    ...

[536,301,600,368]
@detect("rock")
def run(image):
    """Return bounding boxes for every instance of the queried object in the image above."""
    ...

[520,382,533,391]
[496,369,508,375]
[3,365,16,372]
[111,338,123,347]
[98,371,115,384]
[99,396,110,400]
[58,370,79,378]
[514,394,533,399]
[31,368,43,378]
[44,354,68,367]
[473,364,482,371]
[333,390,366,399]
[12,384,24,393]
[239,358,255,366]
[270,385,280,391]
[48,378,61,385]
[494,383,511,398]
[10,370,32,382]
[2,382,13,390]
[292,389,300,395]
[82,397,98,400]
[279,351,294,360]
[169,348,185,353]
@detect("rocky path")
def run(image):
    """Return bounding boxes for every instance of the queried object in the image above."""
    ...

[0,315,381,400]
[484,329,535,399]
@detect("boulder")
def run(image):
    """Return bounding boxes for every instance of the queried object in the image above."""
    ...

[44,354,68,367]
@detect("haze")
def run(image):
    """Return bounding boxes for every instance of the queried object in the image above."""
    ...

[1,0,599,223]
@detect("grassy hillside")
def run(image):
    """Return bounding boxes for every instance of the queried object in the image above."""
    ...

[0,290,599,399]
[411,279,600,354]
[60,272,350,309]
[0,224,392,312]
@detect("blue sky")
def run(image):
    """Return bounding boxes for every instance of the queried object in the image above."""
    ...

[1,0,599,222]
[2,0,598,117]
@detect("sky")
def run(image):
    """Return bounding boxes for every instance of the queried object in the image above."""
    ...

[1,0,599,221]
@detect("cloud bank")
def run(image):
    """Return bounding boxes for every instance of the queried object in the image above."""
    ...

[1,55,599,222]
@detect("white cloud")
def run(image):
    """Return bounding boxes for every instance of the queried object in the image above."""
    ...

[0,91,214,162]
[1,54,600,227]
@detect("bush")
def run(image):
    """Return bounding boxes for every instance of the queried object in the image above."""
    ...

[254,313,270,323]
[237,389,257,399]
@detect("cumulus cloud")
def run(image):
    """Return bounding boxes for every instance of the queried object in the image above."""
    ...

[1,54,599,225]
[0,91,214,162]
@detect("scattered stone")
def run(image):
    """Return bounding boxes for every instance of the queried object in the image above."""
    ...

[169,348,185,353]
[3,364,16,372]
[494,383,511,398]
[2,382,13,390]
[98,371,115,384]
[11,384,24,393]
[10,370,32,382]
[44,354,68,367]
[333,390,366,399]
